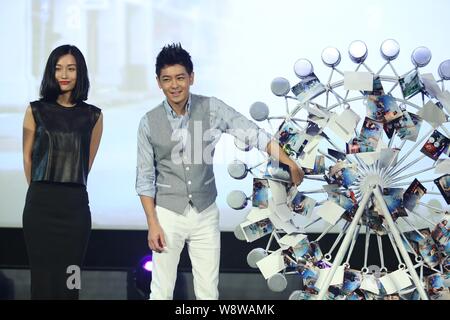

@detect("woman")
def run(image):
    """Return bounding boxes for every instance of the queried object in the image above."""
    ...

[22,45,103,299]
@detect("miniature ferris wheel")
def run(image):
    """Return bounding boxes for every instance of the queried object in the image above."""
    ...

[227,39,450,300]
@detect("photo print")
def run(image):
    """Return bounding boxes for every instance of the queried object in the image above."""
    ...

[382,95,403,123]
[241,218,274,242]
[341,269,362,296]
[366,95,385,122]
[420,76,450,123]
[326,286,346,300]
[426,273,447,299]
[404,228,442,268]
[383,294,401,300]
[363,76,385,96]
[291,73,326,104]
[431,215,449,247]
[383,118,400,139]
[252,178,269,209]
[380,188,408,221]
[419,229,444,268]
[397,112,423,141]
[366,95,402,123]
[328,148,347,161]
[282,247,297,270]
[444,143,450,157]
[341,165,359,188]
[327,109,361,142]
[346,291,366,301]
[344,71,373,91]
[264,160,291,183]
[325,184,359,222]
[421,130,450,160]
[434,174,450,204]
[303,155,325,175]
[399,69,423,99]
[291,290,316,300]
[403,179,427,211]
[383,110,422,141]
[419,100,447,128]
[325,162,359,188]
[288,191,317,218]
[346,138,361,154]
[324,161,346,186]
[305,120,322,136]
[299,263,320,295]
[346,137,377,154]
[359,117,383,151]
[292,237,323,264]
[275,121,307,158]
[361,205,387,236]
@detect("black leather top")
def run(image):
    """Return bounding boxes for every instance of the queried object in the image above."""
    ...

[30,100,101,185]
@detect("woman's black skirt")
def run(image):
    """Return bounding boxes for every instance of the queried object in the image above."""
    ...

[23,182,91,300]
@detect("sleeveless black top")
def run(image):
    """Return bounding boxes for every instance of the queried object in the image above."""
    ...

[30,100,101,185]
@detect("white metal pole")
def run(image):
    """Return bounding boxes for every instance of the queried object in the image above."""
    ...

[388,154,426,180]
[316,189,373,300]
[386,128,434,176]
[324,221,350,260]
[390,165,436,184]
[373,187,429,300]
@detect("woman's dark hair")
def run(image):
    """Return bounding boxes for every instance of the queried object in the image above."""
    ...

[40,45,90,103]
[155,43,193,77]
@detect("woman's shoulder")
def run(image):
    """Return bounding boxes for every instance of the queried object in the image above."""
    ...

[28,100,46,114]
[80,101,102,114]
[29,100,42,107]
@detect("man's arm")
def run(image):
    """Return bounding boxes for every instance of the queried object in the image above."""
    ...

[266,140,304,186]
[211,97,304,185]
[139,195,166,253]
[136,116,166,253]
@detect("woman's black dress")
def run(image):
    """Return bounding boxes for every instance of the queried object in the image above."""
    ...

[23,100,101,299]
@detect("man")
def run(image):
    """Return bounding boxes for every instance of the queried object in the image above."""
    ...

[136,43,304,300]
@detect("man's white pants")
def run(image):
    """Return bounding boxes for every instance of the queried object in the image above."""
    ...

[150,202,220,300]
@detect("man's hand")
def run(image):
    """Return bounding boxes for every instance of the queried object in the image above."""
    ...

[266,140,305,187]
[148,221,167,253]
[289,162,305,186]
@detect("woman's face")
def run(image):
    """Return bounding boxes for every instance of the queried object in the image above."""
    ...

[55,54,77,93]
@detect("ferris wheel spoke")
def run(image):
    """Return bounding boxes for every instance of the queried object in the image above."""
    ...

[386,154,427,182]
[390,165,436,184]
[376,61,389,75]
[316,190,373,300]
[373,187,429,300]
[386,129,434,176]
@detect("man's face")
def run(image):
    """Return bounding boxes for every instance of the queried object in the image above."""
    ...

[157,64,194,108]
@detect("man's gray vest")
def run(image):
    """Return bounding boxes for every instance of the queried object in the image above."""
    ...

[147,94,217,214]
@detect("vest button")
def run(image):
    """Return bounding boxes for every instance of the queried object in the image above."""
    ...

[186,167,190,171]
[188,181,192,185]
[188,194,192,199]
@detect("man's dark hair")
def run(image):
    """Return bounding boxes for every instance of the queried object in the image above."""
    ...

[155,43,193,77]
[40,44,90,103]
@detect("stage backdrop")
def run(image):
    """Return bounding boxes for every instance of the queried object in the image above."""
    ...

[1,0,449,231]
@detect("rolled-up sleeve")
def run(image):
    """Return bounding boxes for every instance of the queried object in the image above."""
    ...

[210,97,272,151]
[136,115,156,198]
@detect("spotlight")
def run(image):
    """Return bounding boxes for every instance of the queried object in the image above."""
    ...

[128,254,153,299]
[142,259,153,272]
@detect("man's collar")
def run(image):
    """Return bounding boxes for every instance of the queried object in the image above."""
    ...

[164,94,192,118]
